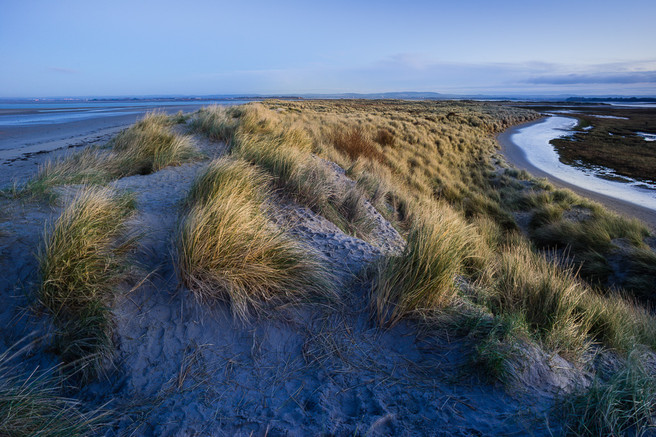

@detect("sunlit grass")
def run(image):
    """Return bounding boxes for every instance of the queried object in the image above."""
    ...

[20,112,198,198]
[177,157,334,321]
[188,105,241,143]
[372,202,475,326]
[37,187,136,379]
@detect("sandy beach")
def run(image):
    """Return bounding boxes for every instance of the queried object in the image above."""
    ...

[497,118,656,230]
[0,102,244,187]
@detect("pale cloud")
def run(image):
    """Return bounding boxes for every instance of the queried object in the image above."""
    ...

[48,67,79,74]
[523,61,656,85]
[169,56,656,95]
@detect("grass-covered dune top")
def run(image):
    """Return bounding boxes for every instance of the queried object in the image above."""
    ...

[3,100,656,435]
[187,100,656,434]
[241,100,656,299]
[196,100,656,348]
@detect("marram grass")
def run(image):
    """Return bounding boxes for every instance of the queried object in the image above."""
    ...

[177,157,334,321]
[483,242,590,356]
[188,104,241,143]
[0,339,110,436]
[109,111,198,176]
[22,111,198,197]
[562,349,656,436]
[37,186,136,379]
[372,202,475,327]
[231,106,375,239]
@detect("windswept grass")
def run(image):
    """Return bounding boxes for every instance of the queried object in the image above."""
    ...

[481,241,656,356]
[231,106,375,238]
[109,111,197,176]
[562,349,656,436]
[21,112,197,197]
[329,126,386,163]
[226,100,656,432]
[0,340,110,436]
[582,291,656,353]
[177,158,334,322]
[372,202,475,326]
[188,105,241,143]
[38,187,136,379]
[483,242,590,355]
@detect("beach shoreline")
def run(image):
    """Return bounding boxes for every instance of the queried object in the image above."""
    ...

[497,118,656,230]
[0,103,225,187]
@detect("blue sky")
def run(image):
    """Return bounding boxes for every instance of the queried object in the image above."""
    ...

[1,0,655,97]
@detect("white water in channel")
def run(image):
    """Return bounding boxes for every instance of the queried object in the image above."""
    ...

[511,116,656,212]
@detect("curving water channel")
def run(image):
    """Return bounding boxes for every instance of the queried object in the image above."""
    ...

[510,115,656,212]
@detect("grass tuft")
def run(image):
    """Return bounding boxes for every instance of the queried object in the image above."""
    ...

[37,187,136,379]
[484,242,590,355]
[177,157,334,321]
[0,340,110,436]
[109,111,197,176]
[562,349,656,436]
[372,202,474,326]
[188,105,240,143]
[20,112,197,198]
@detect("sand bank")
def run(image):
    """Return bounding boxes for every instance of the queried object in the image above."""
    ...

[497,118,656,230]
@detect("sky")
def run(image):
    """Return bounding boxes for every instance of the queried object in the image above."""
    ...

[1,0,655,98]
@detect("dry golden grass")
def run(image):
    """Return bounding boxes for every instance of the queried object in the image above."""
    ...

[22,112,198,197]
[251,100,656,358]
[188,105,241,143]
[329,126,386,163]
[230,105,375,238]
[0,339,110,435]
[109,111,197,175]
[177,157,334,321]
[372,202,475,327]
[38,187,136,379]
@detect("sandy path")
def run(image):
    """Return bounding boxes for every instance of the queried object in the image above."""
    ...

[497,119,656,230]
